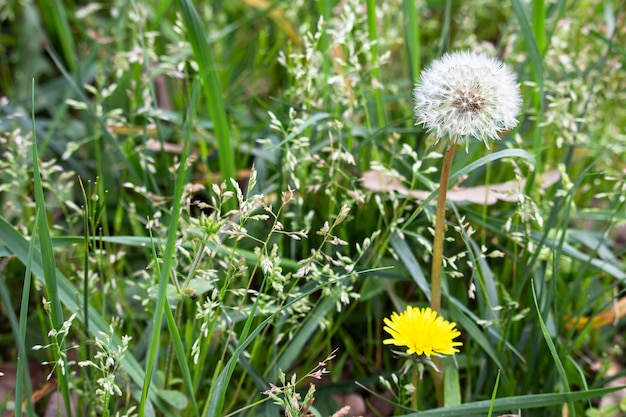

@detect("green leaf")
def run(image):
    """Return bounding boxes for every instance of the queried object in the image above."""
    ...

[177,0,236,197]
[401,386,625,417]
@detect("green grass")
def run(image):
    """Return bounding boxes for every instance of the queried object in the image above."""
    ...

[1,0,625,416]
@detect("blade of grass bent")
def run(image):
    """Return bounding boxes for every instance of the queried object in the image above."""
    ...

[139,79,199,416]
[178,0,237,201]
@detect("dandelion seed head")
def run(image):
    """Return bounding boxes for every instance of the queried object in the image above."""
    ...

[413,51,522,149]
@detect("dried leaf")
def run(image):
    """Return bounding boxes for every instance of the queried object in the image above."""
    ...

[362,169,561,206]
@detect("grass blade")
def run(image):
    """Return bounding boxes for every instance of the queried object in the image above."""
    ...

[443,358,461,407]
[177,0,237,194]
[31,83,73,417]
[366,0,386,127]
[531,0,547,55]
[35,0,76,70]
[487,370,501,417]
[531,280,572,410]
[164,302,200,417]
[139,79,199,416]
[0,214,38,417]
[0,275,36,416]
[390,236,431,301]
[401,386,624,417]
[511,0,545,186]
[402,0,420,82]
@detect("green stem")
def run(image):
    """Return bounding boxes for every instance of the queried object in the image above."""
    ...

[411,363,419,410]
[432,357,443,406]
[430,143,456,313]
[430,143,456,407]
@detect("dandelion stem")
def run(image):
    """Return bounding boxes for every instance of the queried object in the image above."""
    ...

[430,142,456,407]
[431,142,456,314]
[431,357,444,406]
[411,363,419,410]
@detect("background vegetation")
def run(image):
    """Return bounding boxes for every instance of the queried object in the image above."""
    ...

[0,0,625,416]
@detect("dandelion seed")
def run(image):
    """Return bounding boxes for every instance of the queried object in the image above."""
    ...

[413,51,522,151]
[383,306,462,357]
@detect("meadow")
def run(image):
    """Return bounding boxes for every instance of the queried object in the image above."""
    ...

[0,0,625,416]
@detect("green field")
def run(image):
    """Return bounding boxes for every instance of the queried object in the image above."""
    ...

[0,0,625,416]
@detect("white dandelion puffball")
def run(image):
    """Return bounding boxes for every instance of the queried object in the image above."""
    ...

[413,51,522,149]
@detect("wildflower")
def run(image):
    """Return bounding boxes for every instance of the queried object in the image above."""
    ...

[383,306,462,357]
[413,51,522,150]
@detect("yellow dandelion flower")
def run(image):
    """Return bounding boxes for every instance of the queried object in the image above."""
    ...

[383,306,462,357]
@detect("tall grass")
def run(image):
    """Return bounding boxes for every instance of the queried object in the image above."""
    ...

[0,0,625,416]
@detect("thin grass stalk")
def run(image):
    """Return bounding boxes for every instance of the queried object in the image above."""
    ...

[17,249,37,417]
[78,178,94,416]
[129,0,171,194]
[486,369,501,417]
[138,80,199,417]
